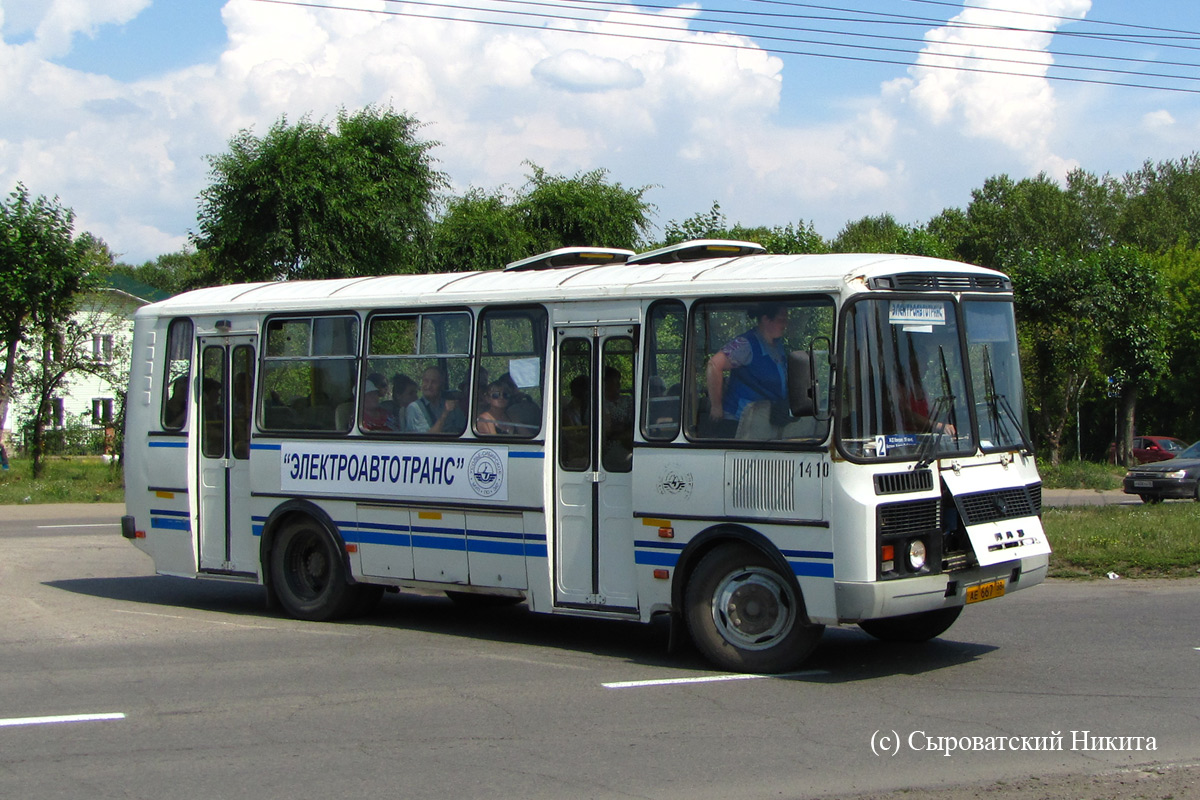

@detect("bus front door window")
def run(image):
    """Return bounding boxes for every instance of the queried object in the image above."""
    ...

[553,327,637,610]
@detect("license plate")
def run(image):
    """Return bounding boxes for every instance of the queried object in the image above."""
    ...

[966,578,1006,604]
[1134,480,1153,488]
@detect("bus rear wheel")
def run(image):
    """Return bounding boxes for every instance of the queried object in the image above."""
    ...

[270,518,361,621]
[684,543,823,674]
[858,606,962,642]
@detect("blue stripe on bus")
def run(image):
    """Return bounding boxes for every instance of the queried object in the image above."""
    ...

[780,548,834,560]
[151,517,191,531]
[250,442,282,450]
[410,534,467,552]
[508,451,544,459]
[634,549,680,567]
[150,507,190,517]
[351,530,413,548]
[148,440,187,448]
[791,561,835,578]
[467,538,526,556]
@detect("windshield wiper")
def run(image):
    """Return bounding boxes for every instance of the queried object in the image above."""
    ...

[982,345,1033,455]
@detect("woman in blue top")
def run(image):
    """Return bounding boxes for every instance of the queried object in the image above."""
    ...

[706,303,789,424]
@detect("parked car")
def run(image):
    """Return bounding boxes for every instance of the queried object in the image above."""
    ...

[1108,435,1187,465]
[1123,440,1200,503]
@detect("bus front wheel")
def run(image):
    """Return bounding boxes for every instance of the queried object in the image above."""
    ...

[857,606,962,642]
[270,518,361,621]
[684,543,823,674]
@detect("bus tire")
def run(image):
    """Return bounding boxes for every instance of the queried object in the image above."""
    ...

[270,517,359,621]
[857,606,962,643]
[684,543,823,674]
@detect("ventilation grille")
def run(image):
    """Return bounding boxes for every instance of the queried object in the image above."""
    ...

[870,273,1011,292]
[957,483,1041,526]
[878,498,941,537]
[730,457,796,513]
[874,469,934,495]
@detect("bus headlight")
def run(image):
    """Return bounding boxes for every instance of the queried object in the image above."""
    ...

[907,539,927,571]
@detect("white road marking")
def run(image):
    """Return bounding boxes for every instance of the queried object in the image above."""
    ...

[603,670,828,689]
[0,713,125,728]
[36,523,120,529]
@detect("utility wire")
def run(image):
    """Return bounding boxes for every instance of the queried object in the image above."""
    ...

[470,0,1200,77]
[250,0,1200,94]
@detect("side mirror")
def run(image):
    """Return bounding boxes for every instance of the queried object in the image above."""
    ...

[787,350,816,417]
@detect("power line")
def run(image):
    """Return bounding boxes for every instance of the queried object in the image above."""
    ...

[249,0,1200,94]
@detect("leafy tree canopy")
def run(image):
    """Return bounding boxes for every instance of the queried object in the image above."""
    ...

[515,164,654,252]
[194,106,445,282]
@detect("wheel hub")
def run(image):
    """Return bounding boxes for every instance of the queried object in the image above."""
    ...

[712,567,796,650]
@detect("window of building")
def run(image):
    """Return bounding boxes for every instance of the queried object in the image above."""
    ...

[92,398,114,425]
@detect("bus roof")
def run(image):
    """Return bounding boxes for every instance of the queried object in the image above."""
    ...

[139,251,1006,318]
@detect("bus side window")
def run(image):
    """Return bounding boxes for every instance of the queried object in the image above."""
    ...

[474,305,547,439]
[161,318,193,431]
[642,300,684,442]
[259,315,358,433]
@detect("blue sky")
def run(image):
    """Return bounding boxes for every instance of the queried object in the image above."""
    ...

[2,0,1199,264]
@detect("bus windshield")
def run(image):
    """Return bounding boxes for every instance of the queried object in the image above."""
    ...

[839,297,974,461]
[963,299,1030,453]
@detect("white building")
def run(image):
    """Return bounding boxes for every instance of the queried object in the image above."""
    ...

[1,275,167,451]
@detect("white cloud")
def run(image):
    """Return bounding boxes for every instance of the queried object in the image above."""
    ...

[3,0,1198,262]
[899,0,1091,160]
[532,50,644,93]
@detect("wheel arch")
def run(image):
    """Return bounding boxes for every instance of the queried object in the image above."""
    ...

[259,499,355,602]
[671,524,812,624]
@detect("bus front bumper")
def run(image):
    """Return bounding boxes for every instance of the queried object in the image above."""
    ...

[833,553,1048,624]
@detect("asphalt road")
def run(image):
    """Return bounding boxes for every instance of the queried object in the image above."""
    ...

[1,504,1197,799]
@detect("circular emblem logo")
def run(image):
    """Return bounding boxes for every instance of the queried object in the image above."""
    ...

[468,448,505,497]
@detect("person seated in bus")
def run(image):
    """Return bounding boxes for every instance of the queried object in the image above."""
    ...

[406,365,466,434]
[381,373,418,432]
[496,372,541,434]
[562,374,589,427]
[896,349,956,436]
[476,380,519,435]
[705,303,789,428]
[360,374,394,431]
[163,374,189,429]
[601,366,633,469]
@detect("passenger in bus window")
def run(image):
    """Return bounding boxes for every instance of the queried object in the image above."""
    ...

[386,374,418,431]
[360,374,394,431]
[407,366,466,434]
[476,380,518,435]
[705,303,789,424]
[498,373,541,433]
[163,375,189,429]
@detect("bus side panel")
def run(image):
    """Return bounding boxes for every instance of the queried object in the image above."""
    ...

[126,316,198,577]
[632,448,838,624]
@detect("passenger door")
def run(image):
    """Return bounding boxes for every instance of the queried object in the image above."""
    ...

[197,335,258,576]
[552,326,638,611]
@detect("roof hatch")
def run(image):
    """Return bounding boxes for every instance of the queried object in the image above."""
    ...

[626,239,766,265]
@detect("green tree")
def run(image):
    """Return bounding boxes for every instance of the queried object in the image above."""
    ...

[194,106,445,282]
[960,173,1094,271]
[0,185,98,447]
[1010,249,1107,465]
[430,188,534,272]
[661,202,827,254]
[1148,244,1200,442]
[1119,153,1200,252]
[516,164,654,252]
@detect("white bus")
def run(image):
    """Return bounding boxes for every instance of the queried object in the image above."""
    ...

[122,240,1049,673]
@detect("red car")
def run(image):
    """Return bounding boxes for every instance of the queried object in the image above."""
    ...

[1108,435,1187,465]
